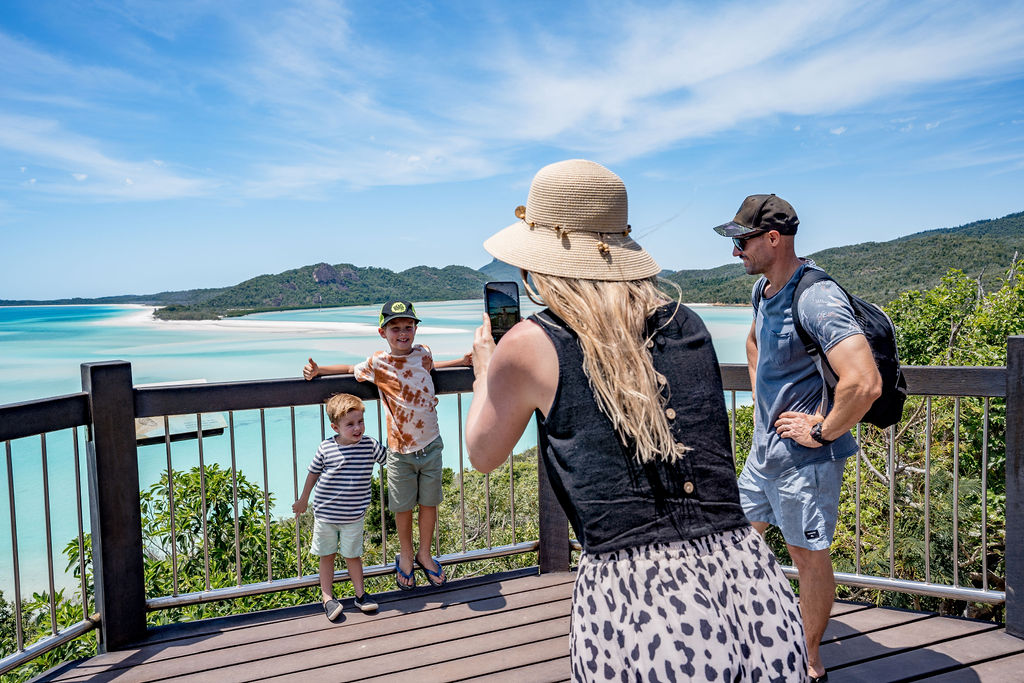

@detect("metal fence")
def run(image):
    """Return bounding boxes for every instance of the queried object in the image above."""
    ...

[0,364,533,675]
[2,337,1023,677]
[721,364,1014,606]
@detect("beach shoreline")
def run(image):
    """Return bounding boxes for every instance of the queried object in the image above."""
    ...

[90,304,467,335]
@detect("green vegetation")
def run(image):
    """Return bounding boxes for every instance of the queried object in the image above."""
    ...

[0,287,228,308]
[665,210,1024,305]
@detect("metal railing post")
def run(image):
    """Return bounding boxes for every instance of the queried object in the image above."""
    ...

[1006,336,1024,638]
[81,361,147,651]
[536,419,570,573]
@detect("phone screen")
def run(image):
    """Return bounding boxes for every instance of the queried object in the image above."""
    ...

[484,281,521,343]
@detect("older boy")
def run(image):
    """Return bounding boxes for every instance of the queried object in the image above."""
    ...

[303,300,471,590]
[293,393,387,621]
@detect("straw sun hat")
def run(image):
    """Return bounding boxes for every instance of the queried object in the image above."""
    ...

[483,159,661,281]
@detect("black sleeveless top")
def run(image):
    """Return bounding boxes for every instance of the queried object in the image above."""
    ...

[531,304,748,554]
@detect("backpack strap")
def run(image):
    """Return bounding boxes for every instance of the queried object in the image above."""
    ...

[751,276,768,315]
[791,268,841,414]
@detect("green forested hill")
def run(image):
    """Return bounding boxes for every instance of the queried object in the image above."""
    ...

[5,211,1021,316]
[155,263,488,319]
[665,211,1024,305]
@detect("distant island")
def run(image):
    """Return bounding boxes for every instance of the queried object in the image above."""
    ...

[2,210,1021,320]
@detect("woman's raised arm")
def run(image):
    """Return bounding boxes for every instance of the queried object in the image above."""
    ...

[466,316,558,473]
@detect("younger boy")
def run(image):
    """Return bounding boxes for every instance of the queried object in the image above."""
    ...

[293,393,386,621]
[303,300,471,590]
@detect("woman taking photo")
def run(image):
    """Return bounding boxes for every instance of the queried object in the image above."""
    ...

[466,159,808,681]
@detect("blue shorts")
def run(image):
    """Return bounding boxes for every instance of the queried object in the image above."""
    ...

[737,457,848,551]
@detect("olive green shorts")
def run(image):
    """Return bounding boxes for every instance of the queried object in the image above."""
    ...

[386,436,444,512]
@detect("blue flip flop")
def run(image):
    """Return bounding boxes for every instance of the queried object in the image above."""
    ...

[394,555,416,591]
[414,555,447,586]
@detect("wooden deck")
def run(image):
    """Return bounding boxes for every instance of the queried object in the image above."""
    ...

[34,569,1024,682]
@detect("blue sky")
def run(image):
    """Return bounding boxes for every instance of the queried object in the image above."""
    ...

[2,0,1023,300]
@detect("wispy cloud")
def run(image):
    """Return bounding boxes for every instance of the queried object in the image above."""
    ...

[2,0,1023,199]
[0,114,215,200]
[459,0,1024,160]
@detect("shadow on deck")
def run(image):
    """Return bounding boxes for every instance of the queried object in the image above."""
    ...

[34,569,1024,682]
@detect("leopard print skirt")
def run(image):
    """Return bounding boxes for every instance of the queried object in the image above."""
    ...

[571,526,808,682]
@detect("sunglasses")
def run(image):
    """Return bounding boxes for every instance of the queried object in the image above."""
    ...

[732,230,769,252]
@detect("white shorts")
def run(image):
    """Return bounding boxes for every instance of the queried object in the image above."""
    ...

[310,516,365,559]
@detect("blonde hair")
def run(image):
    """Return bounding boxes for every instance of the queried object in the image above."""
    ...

[325,393,365,423]
[528,273,687,464]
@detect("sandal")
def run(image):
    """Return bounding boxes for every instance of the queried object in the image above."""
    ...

[414,555,447,587]
[394,554,416,591]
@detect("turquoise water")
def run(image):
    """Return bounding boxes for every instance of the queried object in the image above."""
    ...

[0,301,751,596]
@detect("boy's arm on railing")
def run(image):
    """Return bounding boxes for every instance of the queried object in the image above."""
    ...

[303,358,355,380]
[435,352,473,369]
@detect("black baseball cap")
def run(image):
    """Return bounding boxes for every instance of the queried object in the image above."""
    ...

[712,194,799,238]
[378,300,421,327]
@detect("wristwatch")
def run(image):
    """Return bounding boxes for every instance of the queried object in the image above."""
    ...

[810,422,834,445]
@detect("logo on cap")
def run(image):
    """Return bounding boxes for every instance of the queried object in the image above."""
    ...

[390,302,407,313]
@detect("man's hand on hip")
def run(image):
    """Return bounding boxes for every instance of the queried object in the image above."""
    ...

[775,411,824,448]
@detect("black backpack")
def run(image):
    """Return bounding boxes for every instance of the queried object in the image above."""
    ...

[754,268,908,428]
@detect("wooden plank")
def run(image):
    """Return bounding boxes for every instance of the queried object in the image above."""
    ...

[81,361,147,652]
[266,624,571,683]
[457,657,572,683]
[359,636,571,683]
[41,573,577,679]
[719,364,1008,397]
[1006,335,1024,638]
[901,366,1006,398]
[923,651,1024,681]
[822,614,995,670]
[720,362,1007,395]
[831,601,874,618]
[829,627,1022,682]
[0,392,89,441]
[135,567,548,646]
[822,606,932,644]
[132,368,475,417]
[153,595,572,682]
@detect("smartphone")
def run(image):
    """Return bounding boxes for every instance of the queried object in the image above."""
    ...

[484,281,521,343]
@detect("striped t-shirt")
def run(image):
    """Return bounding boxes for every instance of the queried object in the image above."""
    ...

[309,435,387,523]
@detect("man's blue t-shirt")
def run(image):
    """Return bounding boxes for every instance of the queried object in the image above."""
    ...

[748,261,862,478]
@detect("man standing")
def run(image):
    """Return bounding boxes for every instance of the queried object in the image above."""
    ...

[713,194,881,683]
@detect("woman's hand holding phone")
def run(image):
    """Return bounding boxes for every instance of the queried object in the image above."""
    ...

[472,314,496,380]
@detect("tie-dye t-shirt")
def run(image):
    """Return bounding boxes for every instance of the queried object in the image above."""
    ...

[353,345,440,453]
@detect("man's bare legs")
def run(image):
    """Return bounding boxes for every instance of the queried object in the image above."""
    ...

[750,521,834,679]
[788,544,834,679]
